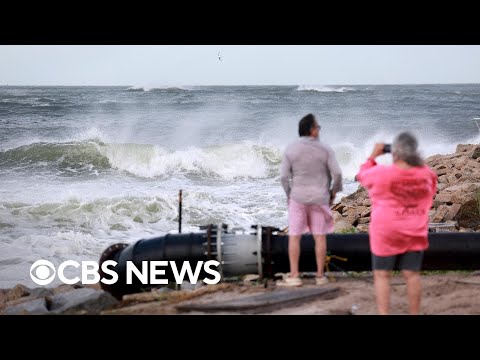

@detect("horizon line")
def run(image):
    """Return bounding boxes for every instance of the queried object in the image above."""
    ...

[1,82,480,87]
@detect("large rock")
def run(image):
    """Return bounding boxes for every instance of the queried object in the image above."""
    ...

[3,298,49,315]
[447,174,459,184]
[360,208,371,217]
[332,203,346,214]
[333,210,355,232]
[444,183,478,193]
[0,284,29,304]
[356,224,369,233]
[332,211,343,223]
[362,199,371,206]
[344,211,360,226]
[432,205,449,223]
[456,144,476,154]
[435,166,448,176]
[454,157,469,170]
[468,160,480,169]
[48,288,119,315]
[357,217,370,224]
[471,146,480,159]
[438,175,448,184]
[426,154,444,167]
[444,204,462,222]
[334,219,355,233]
[454,200,480,229]
[435,193,452,204]
[451,191,479,206]
[437,183,449,192]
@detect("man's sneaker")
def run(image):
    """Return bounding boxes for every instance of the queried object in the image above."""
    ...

[315,276,329,285]
[276,276,302,287]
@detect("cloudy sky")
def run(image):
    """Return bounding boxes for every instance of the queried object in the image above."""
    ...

[1,45,480,86]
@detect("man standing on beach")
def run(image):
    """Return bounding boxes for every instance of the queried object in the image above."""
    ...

[278,113,343,287]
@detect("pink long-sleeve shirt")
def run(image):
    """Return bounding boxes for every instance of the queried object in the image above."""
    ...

[356,158,437,256]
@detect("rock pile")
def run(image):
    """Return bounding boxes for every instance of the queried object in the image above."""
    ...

[332,144,480,233]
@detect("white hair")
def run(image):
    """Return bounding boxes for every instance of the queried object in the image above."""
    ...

[392,132,424,166]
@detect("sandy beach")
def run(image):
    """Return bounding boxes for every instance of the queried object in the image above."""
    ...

[102,272,480,315]
[3,271,479,315]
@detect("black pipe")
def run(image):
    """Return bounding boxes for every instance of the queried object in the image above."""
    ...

[265,233,372,275]
[265,232,480,274]
[99,232,209,299]
[178,190,182,234]
[99,226,480,299]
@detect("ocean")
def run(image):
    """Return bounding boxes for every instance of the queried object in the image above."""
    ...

[1,84,480,287]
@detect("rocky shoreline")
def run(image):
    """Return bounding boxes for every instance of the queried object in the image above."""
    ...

[2,144,480,315]
[333,143,480,233]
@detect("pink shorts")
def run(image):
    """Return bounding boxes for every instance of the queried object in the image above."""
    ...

[288,198,334,236]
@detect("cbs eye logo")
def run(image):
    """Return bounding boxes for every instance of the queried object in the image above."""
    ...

[30,260,56,285]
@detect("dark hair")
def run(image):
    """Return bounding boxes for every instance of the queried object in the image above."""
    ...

[392,132,424,167]
[298,113,316,137]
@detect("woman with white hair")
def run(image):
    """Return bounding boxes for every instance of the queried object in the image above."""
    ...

[356,132,437,315]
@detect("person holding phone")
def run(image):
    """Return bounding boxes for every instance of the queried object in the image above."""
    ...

[356,132,437,314]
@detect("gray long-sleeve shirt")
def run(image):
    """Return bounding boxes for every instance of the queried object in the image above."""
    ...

[280,137,343,205]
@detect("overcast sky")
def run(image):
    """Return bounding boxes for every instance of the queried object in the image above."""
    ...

[1,45,480,86]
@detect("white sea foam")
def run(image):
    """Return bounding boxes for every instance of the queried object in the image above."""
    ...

[127,85,192,92]
[95,141,280,179]
[297,85,356,93]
